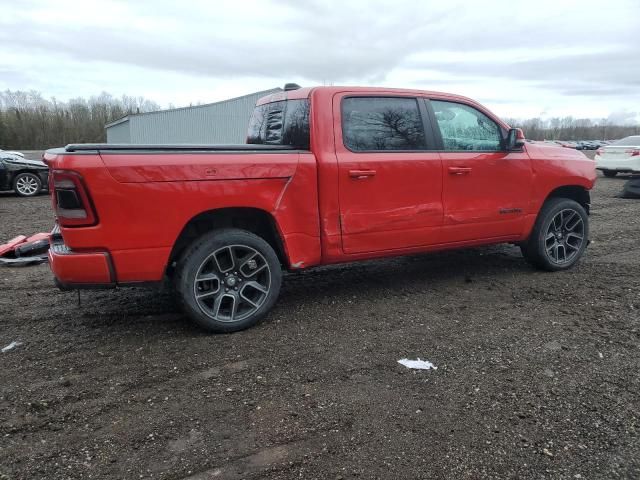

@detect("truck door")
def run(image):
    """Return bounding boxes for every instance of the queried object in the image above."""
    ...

[334,94,443,254]
[428,99,532,243]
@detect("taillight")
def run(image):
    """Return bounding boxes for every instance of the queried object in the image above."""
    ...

[51,170,98,227]
[596,148,604,156]
[625,149,640,157]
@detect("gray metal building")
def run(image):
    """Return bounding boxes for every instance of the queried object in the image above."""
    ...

[105,88,281,144]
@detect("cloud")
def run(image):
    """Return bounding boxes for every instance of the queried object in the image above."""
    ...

[0,0,638,122]
[406,48,640,94]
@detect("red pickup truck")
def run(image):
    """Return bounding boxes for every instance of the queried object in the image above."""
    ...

[44,85,596,332]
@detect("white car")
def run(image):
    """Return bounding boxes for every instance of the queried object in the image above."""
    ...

[595,136,640,177]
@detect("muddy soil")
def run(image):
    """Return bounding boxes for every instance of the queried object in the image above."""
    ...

[1,171,639,479]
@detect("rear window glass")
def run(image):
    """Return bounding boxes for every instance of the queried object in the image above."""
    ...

[612,136,640,146]
[247,99,310,149]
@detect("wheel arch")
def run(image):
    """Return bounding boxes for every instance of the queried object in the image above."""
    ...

[543,185,591,214]
[166,207,289,276]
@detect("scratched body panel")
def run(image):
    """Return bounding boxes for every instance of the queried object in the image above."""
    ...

[43,85,596,288]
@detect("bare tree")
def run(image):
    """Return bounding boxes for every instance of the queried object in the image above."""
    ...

[506,116,640,141]
[0,90,159,149]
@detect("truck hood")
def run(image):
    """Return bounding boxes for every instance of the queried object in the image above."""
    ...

[525,141,597,190]
[525,142,588,161]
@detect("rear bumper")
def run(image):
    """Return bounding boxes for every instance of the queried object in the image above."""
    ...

[49,227,115,289]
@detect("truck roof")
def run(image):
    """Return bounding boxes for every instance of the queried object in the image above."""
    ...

[255,85,479,107]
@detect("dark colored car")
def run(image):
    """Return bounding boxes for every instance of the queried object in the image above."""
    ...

[577,141,600,150]
[0,153,49,197]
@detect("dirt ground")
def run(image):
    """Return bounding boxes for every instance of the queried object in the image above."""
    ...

[1,165,639,479]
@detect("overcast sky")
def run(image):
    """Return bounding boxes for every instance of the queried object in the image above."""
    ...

[1,0,638,123]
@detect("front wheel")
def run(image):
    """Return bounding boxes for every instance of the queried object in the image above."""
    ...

[13,172,42,197]
[521,198,589,271]
[602,170,617,178]
[175,229,282,333]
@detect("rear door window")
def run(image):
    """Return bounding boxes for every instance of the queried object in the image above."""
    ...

[431,100,502,151]
[342,97,427,151]
[247,99,310,149]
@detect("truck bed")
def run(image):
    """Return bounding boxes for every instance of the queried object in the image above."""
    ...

[62,144,303,153]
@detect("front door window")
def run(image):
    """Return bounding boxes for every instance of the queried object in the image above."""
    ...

[431,100,502,151]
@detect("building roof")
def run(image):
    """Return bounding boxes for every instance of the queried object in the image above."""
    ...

[105,87,282,129]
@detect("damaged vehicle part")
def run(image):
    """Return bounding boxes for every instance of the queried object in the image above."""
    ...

[0,235,28,256]
[15,238,50,257]
[0,255,48,267]
[0,233,51,266]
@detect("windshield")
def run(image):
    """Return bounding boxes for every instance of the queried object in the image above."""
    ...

[612,136,640,146]
[247,99,310,149]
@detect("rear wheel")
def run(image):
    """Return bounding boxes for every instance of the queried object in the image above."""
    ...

[521,198,589,271]
[13,173,42,197]
[175,229,282,333]
[602,170,617,178]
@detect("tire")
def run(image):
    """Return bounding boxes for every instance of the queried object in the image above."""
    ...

[602,170,617,178]
[175,228,282,333]
[520,198,589,272]
[13,172,42,197]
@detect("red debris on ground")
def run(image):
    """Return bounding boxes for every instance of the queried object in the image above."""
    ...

[0,235,28,256]
[0,232,51,265]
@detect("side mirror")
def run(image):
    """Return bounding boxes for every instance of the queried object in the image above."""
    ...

[506,128,526,151]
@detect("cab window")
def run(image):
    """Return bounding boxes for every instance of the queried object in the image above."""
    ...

[431,100,501,151]
[247,99,310,149]
[342,97,426,151]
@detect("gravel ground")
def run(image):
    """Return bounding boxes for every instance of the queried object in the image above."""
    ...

[1,168,639,479]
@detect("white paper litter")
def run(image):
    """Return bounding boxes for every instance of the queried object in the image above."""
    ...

[2,341,22,353]
[398,358,437,370]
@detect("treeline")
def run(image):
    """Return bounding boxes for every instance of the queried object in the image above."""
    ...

[505,117,640,141]
[0,90,159,149]
[1,90,639,149]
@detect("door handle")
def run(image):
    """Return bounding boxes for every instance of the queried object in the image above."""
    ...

[448,166,472,175]
[349,169,376,179]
